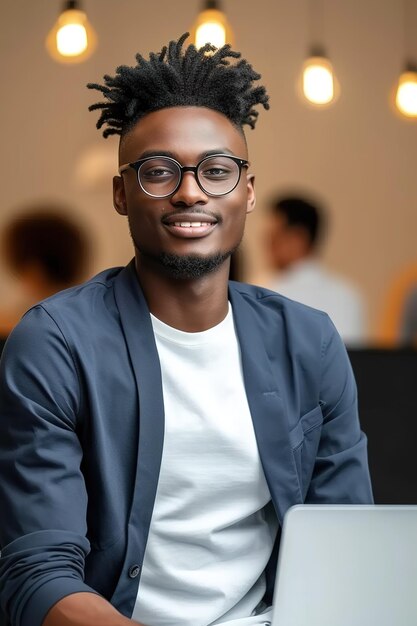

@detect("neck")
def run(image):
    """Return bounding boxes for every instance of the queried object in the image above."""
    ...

[135,256,230,332]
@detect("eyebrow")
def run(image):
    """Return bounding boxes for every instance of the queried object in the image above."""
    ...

[134,148,236,161]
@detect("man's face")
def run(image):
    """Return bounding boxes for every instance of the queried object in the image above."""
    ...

[113,106,255,279]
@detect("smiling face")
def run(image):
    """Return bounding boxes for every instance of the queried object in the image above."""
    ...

[113,106,256,280]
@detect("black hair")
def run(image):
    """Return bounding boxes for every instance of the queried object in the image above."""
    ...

[87,32,269,138]
[2,208,90,286]
[271,195,325,249]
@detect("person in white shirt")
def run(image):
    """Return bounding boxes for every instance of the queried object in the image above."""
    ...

[0,34,373,626]
[265,195,367,345]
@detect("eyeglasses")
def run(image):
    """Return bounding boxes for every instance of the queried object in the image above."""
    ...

[118,154,249,198]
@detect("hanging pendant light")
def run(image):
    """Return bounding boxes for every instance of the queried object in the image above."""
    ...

[301,47,337,106]
[299,0,339,107]
[191,0,234,50]
[393,2,417,118]
[46,0,97,64]
[395,63,417,118]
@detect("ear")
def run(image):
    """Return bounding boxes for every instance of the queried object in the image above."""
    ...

[246,174,256,214]
[113,176,127,216]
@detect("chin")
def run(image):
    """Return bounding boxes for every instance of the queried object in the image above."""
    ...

[153,250,234,280]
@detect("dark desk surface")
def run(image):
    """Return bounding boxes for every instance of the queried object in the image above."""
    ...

[348,348,417,504]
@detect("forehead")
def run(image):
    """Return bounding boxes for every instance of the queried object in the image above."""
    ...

[119,106,248,163]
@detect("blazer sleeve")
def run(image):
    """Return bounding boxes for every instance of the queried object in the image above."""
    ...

[305,316,374,504]
[0,306,98,626]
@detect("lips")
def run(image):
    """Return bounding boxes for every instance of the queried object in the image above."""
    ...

[162,213,218,226]
[162,212,218,238]
[172,221,213,227]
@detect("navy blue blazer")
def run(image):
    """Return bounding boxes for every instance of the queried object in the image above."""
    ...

[0,261,373,626]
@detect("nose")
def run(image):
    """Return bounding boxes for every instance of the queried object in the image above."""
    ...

[170,170,208,206]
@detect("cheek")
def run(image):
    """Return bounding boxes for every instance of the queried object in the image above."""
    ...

[124,182,148,207]
[125,193,162,226]
[226,191,251,227]
[221,204,249,245]
[128,213,153,240]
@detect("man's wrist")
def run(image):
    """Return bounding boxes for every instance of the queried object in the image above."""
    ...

[42,591,143,626]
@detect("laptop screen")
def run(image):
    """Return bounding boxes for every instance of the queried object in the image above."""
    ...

[272,504,417,626]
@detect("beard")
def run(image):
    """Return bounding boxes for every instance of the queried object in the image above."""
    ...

[156,250,237,279]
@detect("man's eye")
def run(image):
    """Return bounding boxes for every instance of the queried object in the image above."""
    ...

[142,168,175,179]
[201,167,231,178]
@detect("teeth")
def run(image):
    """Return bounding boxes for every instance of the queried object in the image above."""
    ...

[173,221,211,227]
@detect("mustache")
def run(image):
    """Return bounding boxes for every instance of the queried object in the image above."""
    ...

[160,208,221,223]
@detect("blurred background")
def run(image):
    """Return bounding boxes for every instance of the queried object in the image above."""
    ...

[1,0,417,345]
[1,0,417,502]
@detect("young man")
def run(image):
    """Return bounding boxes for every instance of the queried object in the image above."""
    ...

[0,34,373,626]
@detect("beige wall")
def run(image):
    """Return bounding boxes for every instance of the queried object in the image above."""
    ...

[1,0,416,338]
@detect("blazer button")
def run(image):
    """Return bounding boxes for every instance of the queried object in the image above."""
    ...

[128,564,141,579]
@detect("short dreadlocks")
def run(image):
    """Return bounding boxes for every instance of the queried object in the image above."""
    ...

[87,32,269,138]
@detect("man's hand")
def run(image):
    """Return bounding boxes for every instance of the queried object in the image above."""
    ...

[42,592,144,626]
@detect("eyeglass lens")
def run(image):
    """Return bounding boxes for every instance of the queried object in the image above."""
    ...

[138,156,241,197]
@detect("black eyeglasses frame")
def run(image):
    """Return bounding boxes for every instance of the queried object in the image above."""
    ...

[118,153,250,198]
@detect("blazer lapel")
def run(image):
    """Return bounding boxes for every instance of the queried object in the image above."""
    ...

[113,261,165,545]
[229,284,302,524]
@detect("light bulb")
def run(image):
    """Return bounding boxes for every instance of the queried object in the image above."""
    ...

[46,1,97,64]
[302,56,336,106]
[395,70,417,118]
[196,20,226,49]
[191,1,234,50]
[57,22,88,56]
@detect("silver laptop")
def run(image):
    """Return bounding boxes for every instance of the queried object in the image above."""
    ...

[271,504,417,626]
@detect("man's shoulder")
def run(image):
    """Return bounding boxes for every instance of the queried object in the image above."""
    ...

[1,267,126,368]
[229,280,335,345]
[9,266,125,346]
[230,280,330,320]
[34,266,123,314]
[229,281,342,370]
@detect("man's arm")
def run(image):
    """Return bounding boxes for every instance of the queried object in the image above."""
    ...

[306,315,373,504]
[0,306,125,626]
[43,593,142,626]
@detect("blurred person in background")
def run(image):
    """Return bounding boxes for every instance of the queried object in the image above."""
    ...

[0,206,90,340]
[264,194,367,346]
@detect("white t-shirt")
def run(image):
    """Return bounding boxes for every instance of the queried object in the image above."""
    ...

[132,305,277,626]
